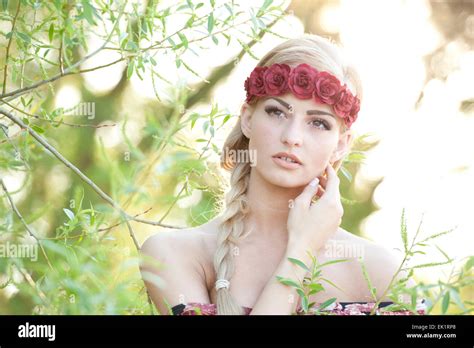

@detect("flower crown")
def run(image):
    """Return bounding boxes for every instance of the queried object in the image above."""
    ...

[244,63,360,128]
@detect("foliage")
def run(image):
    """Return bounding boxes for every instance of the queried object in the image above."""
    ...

[278,209,473,315]
[0,0,288,314]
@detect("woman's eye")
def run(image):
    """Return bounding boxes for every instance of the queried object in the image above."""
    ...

[265,106,286,119]
[310,119,330,130]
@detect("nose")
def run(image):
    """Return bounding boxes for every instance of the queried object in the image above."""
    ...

[280,118,303,148]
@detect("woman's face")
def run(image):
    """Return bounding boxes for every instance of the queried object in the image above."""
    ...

[240,93,352,187]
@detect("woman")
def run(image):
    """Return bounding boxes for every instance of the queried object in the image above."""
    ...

[140,34,425,315]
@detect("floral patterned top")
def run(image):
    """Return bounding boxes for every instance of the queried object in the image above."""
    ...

[171,299,427,315]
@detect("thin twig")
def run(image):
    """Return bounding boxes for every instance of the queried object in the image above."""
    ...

[2,0,21,95]
[0,10,266,103]
[14,264,50,307]
[0,1,127,101]
[0,108,183,229]
[2,99,116,128]
[37,207,154,241]
[0,178,54,271]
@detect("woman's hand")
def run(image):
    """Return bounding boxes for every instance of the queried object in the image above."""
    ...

[286,164,344,254]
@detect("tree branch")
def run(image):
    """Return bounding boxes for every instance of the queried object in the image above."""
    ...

[2,0,21,95]
[0,178,54,271]
[0,1,127,101]
[0,108,184,231]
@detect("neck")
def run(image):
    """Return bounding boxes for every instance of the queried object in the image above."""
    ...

[243,168,306,247]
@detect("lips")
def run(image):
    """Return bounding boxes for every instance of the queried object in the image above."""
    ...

[272,152,303,165]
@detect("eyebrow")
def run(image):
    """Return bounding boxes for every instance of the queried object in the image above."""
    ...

[266,97,335,119]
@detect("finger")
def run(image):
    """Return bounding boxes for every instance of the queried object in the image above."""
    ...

[317,163,335,189]
[315,184,325,198]
[321,164,340,198]
[295,177,320,207]
[318,172,328,190]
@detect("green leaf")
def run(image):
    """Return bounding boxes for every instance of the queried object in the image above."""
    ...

[221,114,231,126]
[180,59,209,82]
[441,291,450,314]
[400,208,408,253]
[237,38,259,60]
[358,258,377,301]
[202,120,209,134]
[259,0,273,15]
[79,0,98,25]
[318,297,337,310]
[185,14,195,28]
[16,32,31,44]
[411,260,453,269]
[419,228,455,244]
[339,166,352,182]
[31,125,44,133]
[318,258,349,268]
[465,256,474,271]
[207,13,214,33]
[301,296,309,312]
[434,244,451,262]
[127,60,135,79]
[308,283,324,295]
[40,239,69,258]
[48,23,55,42]
[63,208,75,220]
[275,276,300,289]
[177,32,188,49]
[320,277,343,291]
[89,201,95,226]
[449,288,466,311]
[287,257,310,272]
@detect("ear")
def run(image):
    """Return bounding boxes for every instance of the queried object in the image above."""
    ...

[331,129,353,163]
[240,102,254,139]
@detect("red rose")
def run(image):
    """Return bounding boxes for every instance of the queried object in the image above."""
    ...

[288,63,318,99]
[244,66,268,102]
[334,86,356,120]
[263,64,291,95]
[314,71,343,105]
[345,97,360,127]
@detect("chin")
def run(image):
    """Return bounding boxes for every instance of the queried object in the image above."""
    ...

[257,166,309,188]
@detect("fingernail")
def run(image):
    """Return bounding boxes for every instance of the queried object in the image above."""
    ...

[309,178,319,187]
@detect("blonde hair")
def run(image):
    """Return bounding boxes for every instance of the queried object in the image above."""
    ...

[213,34,363,315]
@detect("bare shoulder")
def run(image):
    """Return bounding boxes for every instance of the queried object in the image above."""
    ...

[333,227,404,301]
[139,220,219,314]
[141,225,207,258]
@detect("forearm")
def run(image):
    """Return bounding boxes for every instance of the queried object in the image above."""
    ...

[249,247,312,315]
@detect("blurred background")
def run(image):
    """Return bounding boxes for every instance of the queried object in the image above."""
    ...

[0,0,472,314]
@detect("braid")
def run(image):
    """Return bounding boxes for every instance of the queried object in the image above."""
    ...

[214,160,251,315]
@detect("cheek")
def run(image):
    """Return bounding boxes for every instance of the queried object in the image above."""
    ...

[248,117,277,151]
[305,137,336,164]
